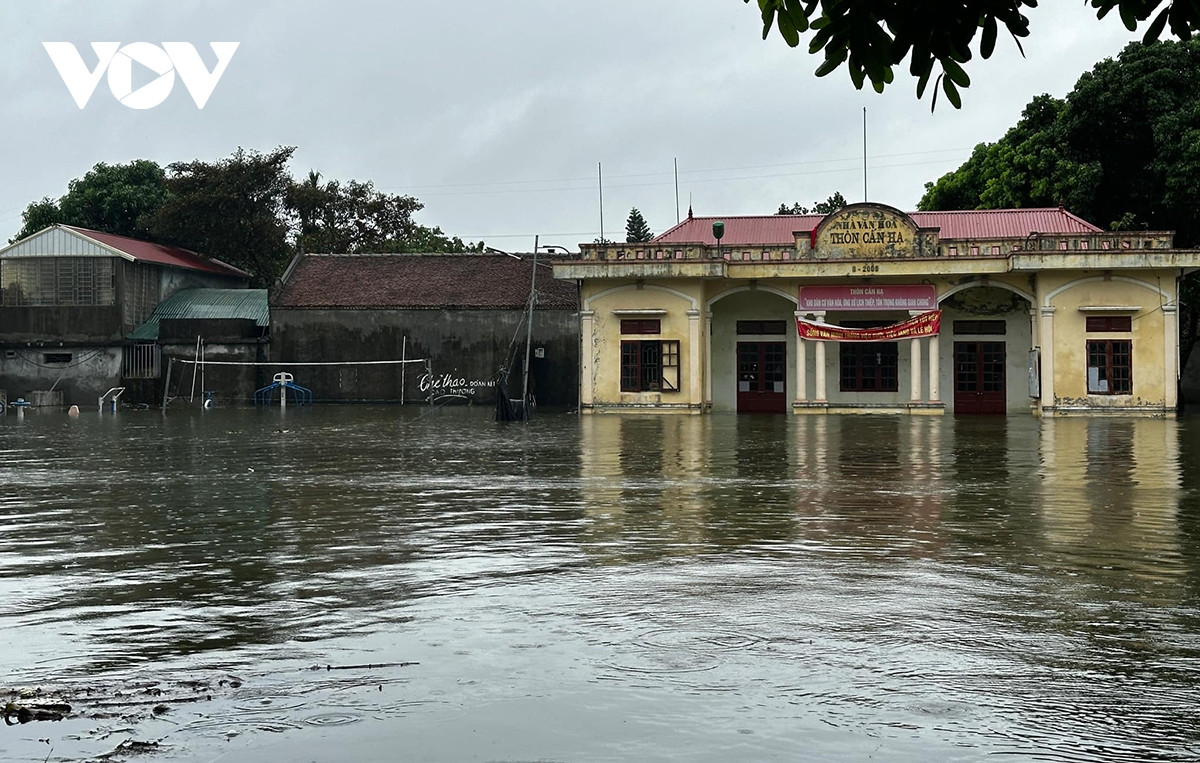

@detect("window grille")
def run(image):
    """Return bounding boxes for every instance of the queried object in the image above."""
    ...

[123,343,160,379]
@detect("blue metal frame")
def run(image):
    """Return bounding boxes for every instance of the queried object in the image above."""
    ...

[253,379,313,407]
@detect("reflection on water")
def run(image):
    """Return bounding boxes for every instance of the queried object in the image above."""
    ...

[1,408,1199,762]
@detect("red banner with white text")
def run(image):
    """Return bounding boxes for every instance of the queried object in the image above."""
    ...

[796,310,942,342]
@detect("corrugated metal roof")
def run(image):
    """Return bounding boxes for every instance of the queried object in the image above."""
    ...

[0,226,114,258]
[652,208,1103,246]
[652,214,824,246]
[128,288,268,340]
[911,208,1102,239]
[45,223,250,280]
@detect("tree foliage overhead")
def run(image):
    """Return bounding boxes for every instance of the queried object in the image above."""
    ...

[918,40,1200,247]
[288,171,482,255]
[746,0,1200,107]
[918,39,1200,365]
[12,160,169,241]
[148,146,296,288]
[625,207,653,243]
[776,191,847,215]
[11,148,484,287]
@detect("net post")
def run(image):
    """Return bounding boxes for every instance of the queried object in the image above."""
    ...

[162,357,174,412]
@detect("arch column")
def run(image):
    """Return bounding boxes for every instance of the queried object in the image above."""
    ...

[1039,306,1056,411]
[1164,304,1179,410]
[704,311,713,409]
[813,312,827,402]
[909,310,924,403]
[794,310,807,404]
[580,310,595,408]
[928,333,940,403]
[687,309,702,410]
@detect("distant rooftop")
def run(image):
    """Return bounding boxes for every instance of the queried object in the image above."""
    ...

[273,253,578,310]
[652,207,1103,246]
[0,224,250,280]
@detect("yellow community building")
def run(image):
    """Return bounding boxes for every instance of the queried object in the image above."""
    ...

[553,203,1200,417]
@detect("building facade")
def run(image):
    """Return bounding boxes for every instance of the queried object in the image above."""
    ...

[555,203,1200,417]
[271,252,580,407]
[0,225,250,408]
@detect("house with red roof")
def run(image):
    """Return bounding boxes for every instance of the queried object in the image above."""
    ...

[0,224,251,408]
[554,202,1200,416]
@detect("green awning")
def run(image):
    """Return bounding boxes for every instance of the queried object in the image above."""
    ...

[128,288,269,341]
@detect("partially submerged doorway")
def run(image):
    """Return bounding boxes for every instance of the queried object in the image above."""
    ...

[954,341,1006,414]
[737,341,786,413]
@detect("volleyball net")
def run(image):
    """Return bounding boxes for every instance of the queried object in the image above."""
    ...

[163,356,434,408]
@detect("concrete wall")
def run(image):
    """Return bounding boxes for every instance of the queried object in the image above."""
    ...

[0,346,122,407]
[271,308,579,407]
[582,281,703,411]
[1036,271,1174,414]
[0,305,124,343]
[161,340,269,407]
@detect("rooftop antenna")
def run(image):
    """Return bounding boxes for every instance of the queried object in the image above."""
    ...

[674,157,680,223]
[862,107,868,201]
[597,162,604,242]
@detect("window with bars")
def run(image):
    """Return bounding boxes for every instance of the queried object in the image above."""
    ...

[1,257,116,306]
[1087,340,1132,394]
[123,343,160,379]
[620,339,680,392]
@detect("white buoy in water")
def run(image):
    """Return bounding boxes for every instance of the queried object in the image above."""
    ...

[68,405,80,417]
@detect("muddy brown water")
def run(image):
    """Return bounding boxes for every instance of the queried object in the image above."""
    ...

[1,407,1198,761]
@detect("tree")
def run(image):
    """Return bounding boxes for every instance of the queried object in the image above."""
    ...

[918,95,1093,214]
[775,191,847,215]
[287,172,483,254]
[625,208,653,243]
[746,0,1200,108]
[402,224,485,253]
[148,146,296,287]
[918,39,1200,363]
[12,160,169,241]
[11,148,484,284]
[812,191,847,214]
[12,199,63,242]
[920,41,1200,245]
[287,174,421,254]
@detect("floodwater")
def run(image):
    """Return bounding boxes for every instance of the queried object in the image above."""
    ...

[1,406,1199,762]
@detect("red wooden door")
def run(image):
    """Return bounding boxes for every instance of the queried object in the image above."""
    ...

[737,342,786,413]
[954,341,1006,414]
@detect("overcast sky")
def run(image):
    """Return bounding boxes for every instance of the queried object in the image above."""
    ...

[1,1,1143,253]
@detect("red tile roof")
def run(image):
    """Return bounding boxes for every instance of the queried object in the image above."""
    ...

[273,253,579,310]
[652,208,1102,246]
[63,225,250,279]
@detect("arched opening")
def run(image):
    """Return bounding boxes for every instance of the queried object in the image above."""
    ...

[938,285,1034,415]
[709,288,796,413]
